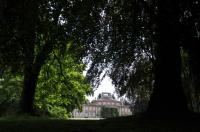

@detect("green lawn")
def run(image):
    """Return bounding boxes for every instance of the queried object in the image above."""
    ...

[0,115,199,132]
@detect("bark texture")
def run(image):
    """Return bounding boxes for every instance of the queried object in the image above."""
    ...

[148,0,189,117]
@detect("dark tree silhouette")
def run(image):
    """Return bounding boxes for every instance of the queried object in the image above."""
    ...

[0,0,96,114]
[1,0,199,116]
[85,0,200,117]
[147,0,189,116]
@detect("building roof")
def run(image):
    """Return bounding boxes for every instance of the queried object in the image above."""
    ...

[90,92,122,105]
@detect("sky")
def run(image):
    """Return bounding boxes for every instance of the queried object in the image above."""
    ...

[87,76,118,101]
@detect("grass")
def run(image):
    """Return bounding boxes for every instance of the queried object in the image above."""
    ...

[0,115,200,132]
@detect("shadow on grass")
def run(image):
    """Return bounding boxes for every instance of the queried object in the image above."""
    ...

[0,113,200,132]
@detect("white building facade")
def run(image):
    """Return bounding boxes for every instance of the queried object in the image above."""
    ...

[72,92,132,118]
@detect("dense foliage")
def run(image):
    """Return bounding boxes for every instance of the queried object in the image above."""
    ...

[35,48,92,118]
[0,0,97,113]
[0,0,200,117]
[83,0,200,114]
[100,107,119,118]
[0,73,22,115]
[0,46,92,118]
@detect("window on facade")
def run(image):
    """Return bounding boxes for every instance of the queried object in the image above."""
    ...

[83,107,85,111]
[93,107,96,111]
[90,107,93,111]
[98,107,101,111]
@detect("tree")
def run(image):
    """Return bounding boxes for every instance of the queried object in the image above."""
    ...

[0,47,92,118]
[83,0,158,114]
[0,0,99,114]
[35,48,92,118]
[84,0,200,117]
[0,0,64,114]
[181,48,199,112]
[180,0,200,112]
[0,72,22,115]
[147,0,190,116]
[127,56,153,113]
[100,107,119,118]
[1,0,199,117]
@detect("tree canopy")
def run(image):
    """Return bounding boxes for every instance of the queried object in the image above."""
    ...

[0,44,92,117]
[84,0,200,115]
[0,0,95,114]
[35,47,91,118]
[0,0,200,117]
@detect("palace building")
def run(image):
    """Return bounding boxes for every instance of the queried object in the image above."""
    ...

[72,92,132,118]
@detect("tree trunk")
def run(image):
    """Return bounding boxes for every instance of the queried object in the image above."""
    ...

[20,64,41,114]
[20,42,52,114]
[148,45,189,116]
[187,39,200,112]
[18,0,40,114]
[147,0,189,117]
